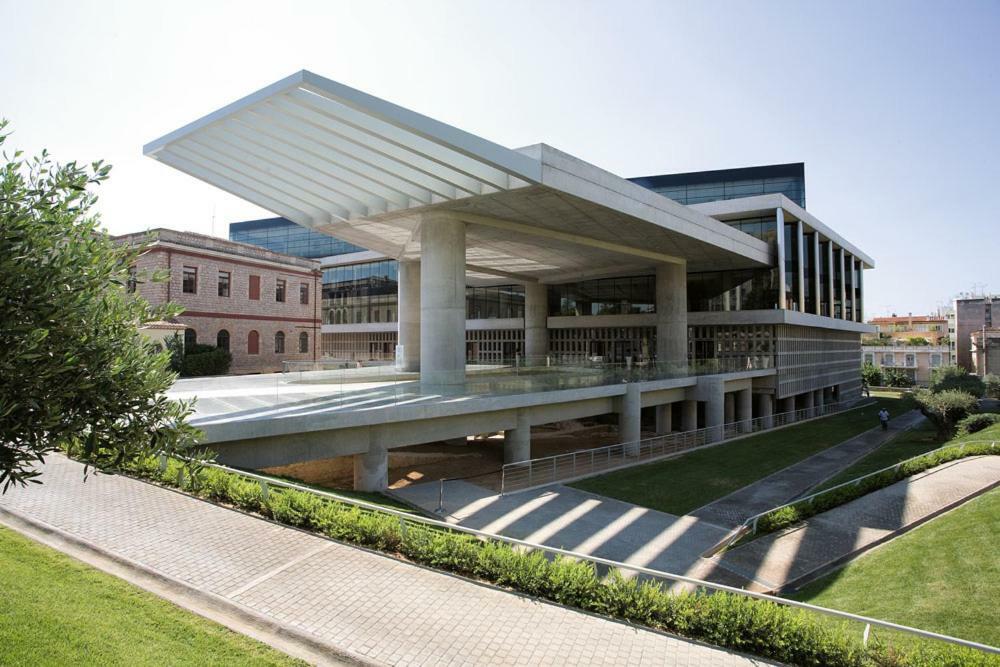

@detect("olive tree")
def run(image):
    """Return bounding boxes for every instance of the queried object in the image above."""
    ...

[914,388,978,440]
[0,121,199,491]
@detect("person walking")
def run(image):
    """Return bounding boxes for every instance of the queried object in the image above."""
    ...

[878,408,890,431]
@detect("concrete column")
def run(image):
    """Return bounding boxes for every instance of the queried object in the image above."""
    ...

[656,262,688,369]
[757,393,774,430]
[724,392,736,425]
[776,207,787,310]
[838,248,847,320]
[781,396,797,423]
[796,219,805,313]
[503,409,532,464]
[523,282,548,363]
[396,260,420,371]
[827,242,836,318]
[619,382,642,454]
[420,215,466,386]
[353,442,387,492]
[814,388,825,417]
[705,383,725,443]
[856,258,864,322]
[681,400,698,431]
[738,388,753,433]
[655,403,672,435]
[803,390,815,418]
[813,232,822,316]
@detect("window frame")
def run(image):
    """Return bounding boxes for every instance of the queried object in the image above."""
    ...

[248,274,261,300]
[300,282,309,305]
[274,331,285,354]
[217,270,231,298]
[182,266,198,294]
[275,278,286,303]
[299,332,309,354]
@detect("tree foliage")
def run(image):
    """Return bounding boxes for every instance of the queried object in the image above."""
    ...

[0,121,199,490]
[914,388,979,439]
[983,374,1000,400]
[929,365,984,397]
[861,362,883,387]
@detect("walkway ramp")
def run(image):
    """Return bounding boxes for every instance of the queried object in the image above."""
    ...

[394,481,738,585]
[691,410,925,528]
[703,455,1000,592]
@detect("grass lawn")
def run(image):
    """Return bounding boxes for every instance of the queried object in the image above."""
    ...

[788,487,1000,647]
[571,395,911,515]
[0,526,302,667]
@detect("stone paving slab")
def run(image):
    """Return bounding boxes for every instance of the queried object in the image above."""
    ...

[690,410,926,528]
[394,481,740,586]
[706,456,1000,592]
[0,455,769,666]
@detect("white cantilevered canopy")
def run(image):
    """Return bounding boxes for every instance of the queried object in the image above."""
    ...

[145,70,772,281]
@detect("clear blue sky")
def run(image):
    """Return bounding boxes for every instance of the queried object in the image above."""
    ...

[2,0,998,316]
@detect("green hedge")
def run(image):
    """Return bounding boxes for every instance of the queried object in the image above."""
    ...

[115,455,996,667]
[754,442,999,537]
[957,413,1000,436]
[178,345,232,377]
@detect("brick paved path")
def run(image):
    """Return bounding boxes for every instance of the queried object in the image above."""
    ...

[0,455,768,666]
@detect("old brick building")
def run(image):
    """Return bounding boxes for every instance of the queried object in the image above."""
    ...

[117,228,321,374]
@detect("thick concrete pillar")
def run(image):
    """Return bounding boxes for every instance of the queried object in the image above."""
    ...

[724,392,736,425]
[757,393,774,430]
[681,400,698,431]
[781,396,797,423]
[619,382,642,454]
[503,409,531,464]
[656,262,688,369]
[420,215,466,386]
[396,260,420,371]
[655,403,673,435]
[814,388,825,417]
[523,282,548,363]
[353,442,387,492]
[705,385,725,443]
[803,390,815,418]
[738,389,753,433]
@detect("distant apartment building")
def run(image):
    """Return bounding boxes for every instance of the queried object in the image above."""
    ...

[954,295,1000,372]
[867,314,947,344]
[117,229,322,374]
[862,344,949,385]
[970,328,1000,376]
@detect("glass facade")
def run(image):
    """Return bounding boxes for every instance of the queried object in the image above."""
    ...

[323,260,399,325]
[688,269,780,312]
[629,163,806,208]
[466,286,525,319]
[844,253,854,321]
[230,217,364,259]
[833,248,843,319]
[783,223,799,311]
[547,275,655,316]
[720,215,779,243]
[803,232,815,314]
[853,258,863,322]
[819,241,831,317]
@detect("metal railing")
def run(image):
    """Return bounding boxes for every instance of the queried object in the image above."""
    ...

[170,456,999,658]
[725,438,1000,549]
[500,399,867,494]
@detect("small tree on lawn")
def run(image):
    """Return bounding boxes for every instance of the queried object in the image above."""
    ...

[929,365,984,397]
[861,361,883,387]
[0,121,200,491]
[914,388,978,439]
[882,368,914,388]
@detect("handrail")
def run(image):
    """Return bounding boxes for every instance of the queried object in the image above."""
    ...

[500,398,874,494]
[732,438,1000,543]
[176,455,998,656]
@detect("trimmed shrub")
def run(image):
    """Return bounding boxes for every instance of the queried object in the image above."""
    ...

[179,344,232,377]
[930,365,985,397]
[110,453,995,667]
[957,413,1000,436]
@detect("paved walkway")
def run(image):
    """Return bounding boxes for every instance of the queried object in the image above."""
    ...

[0,455,768,666]
[704,455,1000,592]
[691,410,926,528]
[394,481,738,585]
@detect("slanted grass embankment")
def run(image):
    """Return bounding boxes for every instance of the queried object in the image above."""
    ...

[571,395,911,515]
[789,485,1000,649]
[0,526,302,666]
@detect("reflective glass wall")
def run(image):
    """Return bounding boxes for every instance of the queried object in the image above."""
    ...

[230,217,364,259]
[323,260,399,324]
[629,163,806,208]
[688,269,780,312]
[784,222,799,311]
[547,275,655,316]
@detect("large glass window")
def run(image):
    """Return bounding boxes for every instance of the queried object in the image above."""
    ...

[721,216,778,243]
[466,285,525,319]
[833,248,843,319]
[783,223,798,311]
[229,217,363,259]
[803,232,815,313]
[688,268,780,312]
[218,271,230,298]
[216,329,230,352]
[323,260,399,325]
[819,241,831,317]
[630,166,806,208]
[547,275,654,316]
[844,254,854,321]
